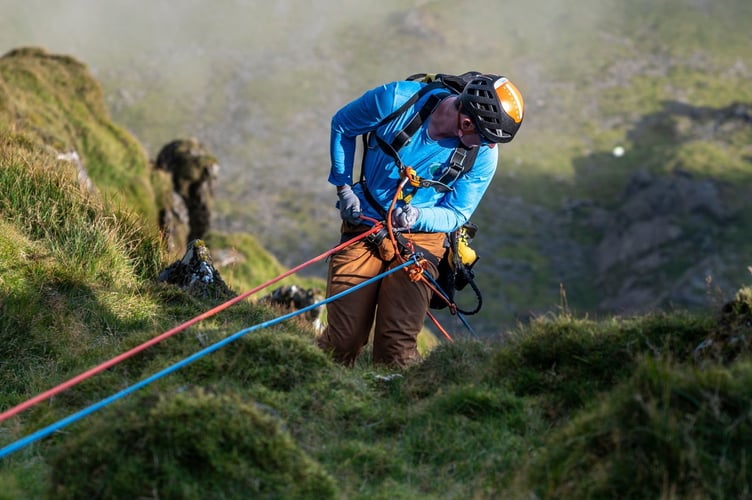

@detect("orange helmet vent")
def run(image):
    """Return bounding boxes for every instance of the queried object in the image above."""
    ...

[494,78,524,124]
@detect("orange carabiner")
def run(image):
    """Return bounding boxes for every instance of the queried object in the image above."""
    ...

[406,257,428,282]
[402,167,421,188]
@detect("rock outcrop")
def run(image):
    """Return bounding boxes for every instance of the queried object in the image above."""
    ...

[585,168,738,314]
[154,138,219,252]
[158,239,235,300]
[259,284,325,333]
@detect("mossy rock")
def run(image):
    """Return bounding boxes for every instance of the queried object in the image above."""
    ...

[47,387,337,499]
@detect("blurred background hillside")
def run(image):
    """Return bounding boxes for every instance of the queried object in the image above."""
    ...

[2,0,750,334]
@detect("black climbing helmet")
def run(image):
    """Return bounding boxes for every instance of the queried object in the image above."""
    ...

[458,74,525,144]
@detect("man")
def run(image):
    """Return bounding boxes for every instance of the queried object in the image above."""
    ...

[317,73,525,367]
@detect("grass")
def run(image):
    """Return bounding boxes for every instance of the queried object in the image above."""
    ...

[47,387,337,499]
[1,5,752,497]
[521,358,752,499]
[0,160,750,497]
[0,47,158,224]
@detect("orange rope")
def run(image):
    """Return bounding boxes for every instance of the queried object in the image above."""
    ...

[426,310,454,342]
[386,176,411,264]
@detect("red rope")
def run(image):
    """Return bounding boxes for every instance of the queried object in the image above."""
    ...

[0,225,383,423]
[426,310,454,342]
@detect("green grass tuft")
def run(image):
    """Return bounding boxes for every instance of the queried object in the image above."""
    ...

[520,359,752,499]
[46,387,337,499]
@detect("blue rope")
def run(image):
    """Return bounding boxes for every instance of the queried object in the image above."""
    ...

[0,258,417,460]
[455,311,479,338]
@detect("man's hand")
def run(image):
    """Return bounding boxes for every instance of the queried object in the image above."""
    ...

[337,185,361,224]
[391,205,420,230]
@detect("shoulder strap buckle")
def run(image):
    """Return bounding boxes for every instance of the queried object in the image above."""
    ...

[435,146,479,188]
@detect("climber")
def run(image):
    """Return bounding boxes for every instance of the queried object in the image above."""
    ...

[317,72,525,367]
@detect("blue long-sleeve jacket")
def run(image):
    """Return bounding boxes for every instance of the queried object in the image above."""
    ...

[329,80,498,233]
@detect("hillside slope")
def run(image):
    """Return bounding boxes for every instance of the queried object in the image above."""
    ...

[1,46,751,499]
[83,0,752,332]
[2,1,750,334]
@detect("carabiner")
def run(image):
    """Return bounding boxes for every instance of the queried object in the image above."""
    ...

[401,167,421,188]
[406,257,428,282]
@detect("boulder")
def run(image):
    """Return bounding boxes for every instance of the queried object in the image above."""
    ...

[259,284,325,332]
[158,239,235,300]
[154,138,219,245]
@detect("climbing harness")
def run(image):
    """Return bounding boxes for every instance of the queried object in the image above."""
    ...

[361,168,483,316]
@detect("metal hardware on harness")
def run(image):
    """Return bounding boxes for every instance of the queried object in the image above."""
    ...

[450,147,468,165]
[363,227,389,250]
[402,167,421,188]
[406,256,429,282]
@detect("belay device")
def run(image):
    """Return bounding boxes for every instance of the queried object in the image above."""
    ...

[430,222,483,315]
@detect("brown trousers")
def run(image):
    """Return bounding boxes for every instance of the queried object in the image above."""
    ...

[317,224,446,367]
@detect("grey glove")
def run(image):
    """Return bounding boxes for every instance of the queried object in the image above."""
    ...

[337,185,361,224]
[391,205,420,230]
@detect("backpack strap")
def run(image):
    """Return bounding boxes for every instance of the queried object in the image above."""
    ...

[434,146,479,190]
[389,91,446,151]
[375,80,445,129]
[363,85,448,171]
[371,133,478,194]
